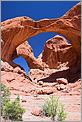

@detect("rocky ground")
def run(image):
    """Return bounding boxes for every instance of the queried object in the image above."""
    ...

[1,62,81,121]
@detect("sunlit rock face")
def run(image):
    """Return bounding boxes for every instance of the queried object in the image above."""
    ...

[16,42,44,70]
[41,35,77,69]
[1,2,81,82]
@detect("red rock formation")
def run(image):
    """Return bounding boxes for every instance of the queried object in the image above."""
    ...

[41,35,77,69]
[16,41,44,70]
[1,60,81,95]
[1,2,81,82]
[1,17,38,64]
[1,4,81,122]
[1,3,80,64]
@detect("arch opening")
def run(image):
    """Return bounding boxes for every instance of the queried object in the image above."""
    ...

[13,56,30,74]
[28,32,56,58]
[13,32,71,74]
[28,32,71,58]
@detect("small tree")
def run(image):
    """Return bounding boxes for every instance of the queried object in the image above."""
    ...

[1,83,25,121]
[42,96,67,121]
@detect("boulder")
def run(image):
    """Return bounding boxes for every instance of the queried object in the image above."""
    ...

[38,81,44,85]
[56,78,68,85]
[31,108,41,116]
[1,60,13,72]
[57,84,66,91]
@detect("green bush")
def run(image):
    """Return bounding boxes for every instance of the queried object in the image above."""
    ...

[58,104,67,122]
[1,83,10,101]
[3,96,25,121]
[1,83,11,116]
[1,83,25,121]
[42,96,67,121]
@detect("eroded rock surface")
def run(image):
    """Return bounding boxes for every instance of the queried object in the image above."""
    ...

[16,41,44,70]
[1,2,81,67]
[41,35,77,69]
[1,2,81,83]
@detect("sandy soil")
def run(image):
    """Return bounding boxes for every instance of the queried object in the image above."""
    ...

[9,80,81,121]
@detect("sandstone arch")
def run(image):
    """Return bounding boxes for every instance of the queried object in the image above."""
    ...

[1,2,81,72]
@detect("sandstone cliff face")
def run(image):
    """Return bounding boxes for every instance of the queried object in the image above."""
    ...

[1,17,38,64]
[1,2,81,83]
[41,35,77,69]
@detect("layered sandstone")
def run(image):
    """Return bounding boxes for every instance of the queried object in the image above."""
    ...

[1,2,81,82]
[1,2,80,63]
[16,42,44,70]
[41,35,77,69]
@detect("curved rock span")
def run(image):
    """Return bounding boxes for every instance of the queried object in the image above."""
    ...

[1,2,81,82]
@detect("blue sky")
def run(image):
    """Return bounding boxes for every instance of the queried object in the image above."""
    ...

[1,1,79,73]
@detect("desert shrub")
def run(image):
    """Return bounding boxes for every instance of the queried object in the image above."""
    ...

[2,96,25,121]
[1,83,25,121]
[42,96,67,121]
[58,104,67,122]
[1,83,10,101]
[42,96,59,120]
[1,83,11,116]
